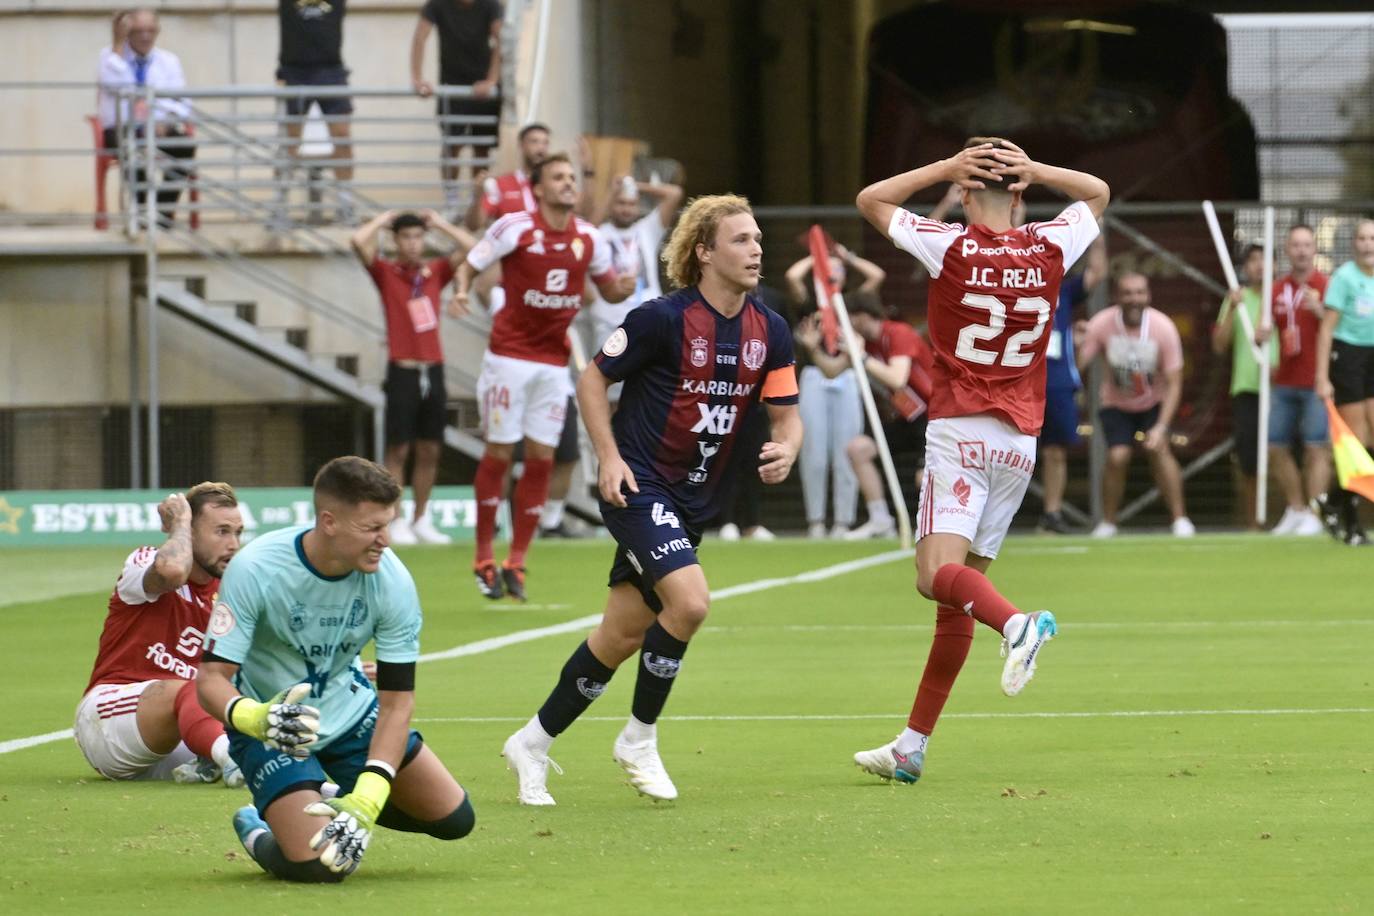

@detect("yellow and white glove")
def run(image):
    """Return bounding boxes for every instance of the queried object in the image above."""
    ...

[226,684,321,758]
[304,768,392,875]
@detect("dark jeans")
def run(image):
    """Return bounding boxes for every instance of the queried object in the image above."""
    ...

[102,125,196,226]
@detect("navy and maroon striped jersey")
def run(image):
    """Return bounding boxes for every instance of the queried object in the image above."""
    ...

[594,287,799,525]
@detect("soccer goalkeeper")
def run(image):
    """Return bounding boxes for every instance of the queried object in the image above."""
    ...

[197,457,474,882]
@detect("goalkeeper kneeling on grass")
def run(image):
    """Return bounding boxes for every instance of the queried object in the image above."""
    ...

[197,456,474,883]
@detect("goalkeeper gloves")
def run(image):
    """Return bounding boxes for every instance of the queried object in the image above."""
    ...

[305,768,392,875]
[226,683,321,758]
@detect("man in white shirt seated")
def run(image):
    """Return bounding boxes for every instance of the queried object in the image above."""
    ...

[96,8,196,228]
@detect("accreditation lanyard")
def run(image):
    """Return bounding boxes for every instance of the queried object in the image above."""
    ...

[406,268,438,334]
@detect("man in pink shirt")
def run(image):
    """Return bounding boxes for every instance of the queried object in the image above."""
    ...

[1077,272,1195,537]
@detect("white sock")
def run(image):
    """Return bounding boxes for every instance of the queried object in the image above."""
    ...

[541,499,566,529]
[895,728,928,755]
[621,715,656,744]
[866,500,892,524]
[211,734,233,771]
[521,714,555,754]
[1002,612,1029,641]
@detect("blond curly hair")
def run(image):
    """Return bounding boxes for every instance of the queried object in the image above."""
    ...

[661,194,753,289]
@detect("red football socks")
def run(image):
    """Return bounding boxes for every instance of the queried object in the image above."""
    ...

[908,604,974,735]
[173,679,223,759]
[932,563,1021,633]
[473,454,509,566]
[507,457,553,569]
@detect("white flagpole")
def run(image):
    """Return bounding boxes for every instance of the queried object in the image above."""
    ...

[824,286,914,550]
[1257,206,1274,526]
[1202,201,1264,363]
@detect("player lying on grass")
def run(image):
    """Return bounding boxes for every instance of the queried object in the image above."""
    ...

[852,138,1109,783]
[500,194,802,805]
[75,484,246,786]
[197,457,474,882]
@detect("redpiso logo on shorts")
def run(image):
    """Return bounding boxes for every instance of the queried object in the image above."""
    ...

[957,441,986,470]
[952,477,972,507]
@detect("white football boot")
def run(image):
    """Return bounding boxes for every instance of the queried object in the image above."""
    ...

[1001,610,1058,697]
[502,731,560,806]
[853,736,924,784]
[843,516,896,540]
[613,729,678,801]
[1090,521,1118,539]
[1171,516,1196,538]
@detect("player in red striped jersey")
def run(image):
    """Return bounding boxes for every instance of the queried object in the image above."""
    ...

[851,138,1109,783]
[452,152,634,601]
[74,484,245,784]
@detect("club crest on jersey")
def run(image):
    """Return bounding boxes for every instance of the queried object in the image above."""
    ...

[347,597,368,628]
[742,339,767,371]
[571,237,585,261]
[690,336,710,368]
[288,603,308,633]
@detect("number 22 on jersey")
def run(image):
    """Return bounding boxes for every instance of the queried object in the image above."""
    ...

[954,293,1051,368]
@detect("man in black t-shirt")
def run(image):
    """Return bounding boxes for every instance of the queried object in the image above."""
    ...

[277,0,356,221]
[409,0,503,216]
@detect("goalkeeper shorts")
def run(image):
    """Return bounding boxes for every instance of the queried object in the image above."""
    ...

[229,697,423,811]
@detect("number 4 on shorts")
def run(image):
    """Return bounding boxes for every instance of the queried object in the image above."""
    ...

[652,502,680,529]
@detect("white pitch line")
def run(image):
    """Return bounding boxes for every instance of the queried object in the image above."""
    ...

[703,619,1374,634]
[2,549,911,756]
[413,707,1374,725]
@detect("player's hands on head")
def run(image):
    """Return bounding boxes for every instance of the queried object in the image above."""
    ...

[420,209,440,227]
[447,291,471,318]
[758,440,798,484]
[157,493,192,534]
[598,454,639,508]
[944,144,1003,190]
[988,140,1036,192]
[304,770,390,875]
[228,683,321,759]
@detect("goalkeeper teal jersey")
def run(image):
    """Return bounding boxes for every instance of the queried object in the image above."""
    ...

[207,525,422,750]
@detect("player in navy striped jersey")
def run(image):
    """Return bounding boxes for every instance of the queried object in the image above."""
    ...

[501,194,803,805]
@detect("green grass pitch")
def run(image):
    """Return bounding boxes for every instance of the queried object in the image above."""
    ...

[1,536,1371,914]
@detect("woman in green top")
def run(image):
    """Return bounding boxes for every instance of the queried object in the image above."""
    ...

[1314,218,1374,544]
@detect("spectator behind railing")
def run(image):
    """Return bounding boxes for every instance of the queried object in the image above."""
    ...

[96,8,196,228]
[1211,244,1279,530]
[97,9,134,103]
[277,0,356,222]
[410,0,503,219]
[351,209,476,545]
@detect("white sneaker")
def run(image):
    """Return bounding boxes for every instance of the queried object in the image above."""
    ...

[829,524,851,538]
[388,517,417,546]
[1171,516,1196,538]
[843,516,896,540]
[410,515,452,545]
[502,731,560,806]
[807,522,828,540]
[748,525,776,541]
[1090,521,1118,539]
[719,523,741,541]
[1270,507,1300,535]
[612,732,678,801]
[854,736,924,784]
[1292,510,1324,537]
[1000,610,1058,697]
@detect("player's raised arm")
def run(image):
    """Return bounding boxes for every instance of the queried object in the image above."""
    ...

[988,140,1110,219]
[350,210,395,267]
[138,493,194,596]
[855,144,1004,239]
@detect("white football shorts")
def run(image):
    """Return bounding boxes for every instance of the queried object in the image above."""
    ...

[477,351,573,447]
[916,414,1037,559]
[74,680,195,780]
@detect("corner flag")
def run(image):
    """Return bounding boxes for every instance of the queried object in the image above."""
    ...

[807,225,840,352]
[1326,399,1374,501]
